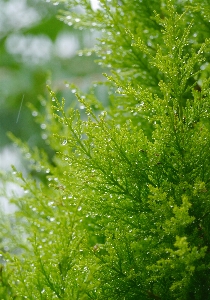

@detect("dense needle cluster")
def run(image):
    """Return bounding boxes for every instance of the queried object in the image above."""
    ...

[1,0,210,299]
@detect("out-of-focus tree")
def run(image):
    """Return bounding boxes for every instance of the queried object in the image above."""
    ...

[0,0,102,151]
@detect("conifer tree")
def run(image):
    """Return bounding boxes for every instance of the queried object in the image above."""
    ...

[1,0,210,299]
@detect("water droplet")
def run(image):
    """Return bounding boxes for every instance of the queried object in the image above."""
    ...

[62,139,67,145]
[40,123,46,129]
[78,206,82,211]
[41,133,48,140]
[32,111,38,117]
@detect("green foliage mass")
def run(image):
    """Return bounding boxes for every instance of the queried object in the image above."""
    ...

[1,0,210,299]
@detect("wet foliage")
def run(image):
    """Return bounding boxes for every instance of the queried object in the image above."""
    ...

[1,0,210,299]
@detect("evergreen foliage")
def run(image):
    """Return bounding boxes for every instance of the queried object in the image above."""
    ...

[1,0,210,299]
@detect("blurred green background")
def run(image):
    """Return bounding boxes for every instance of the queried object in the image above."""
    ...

[0,0,103,155]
